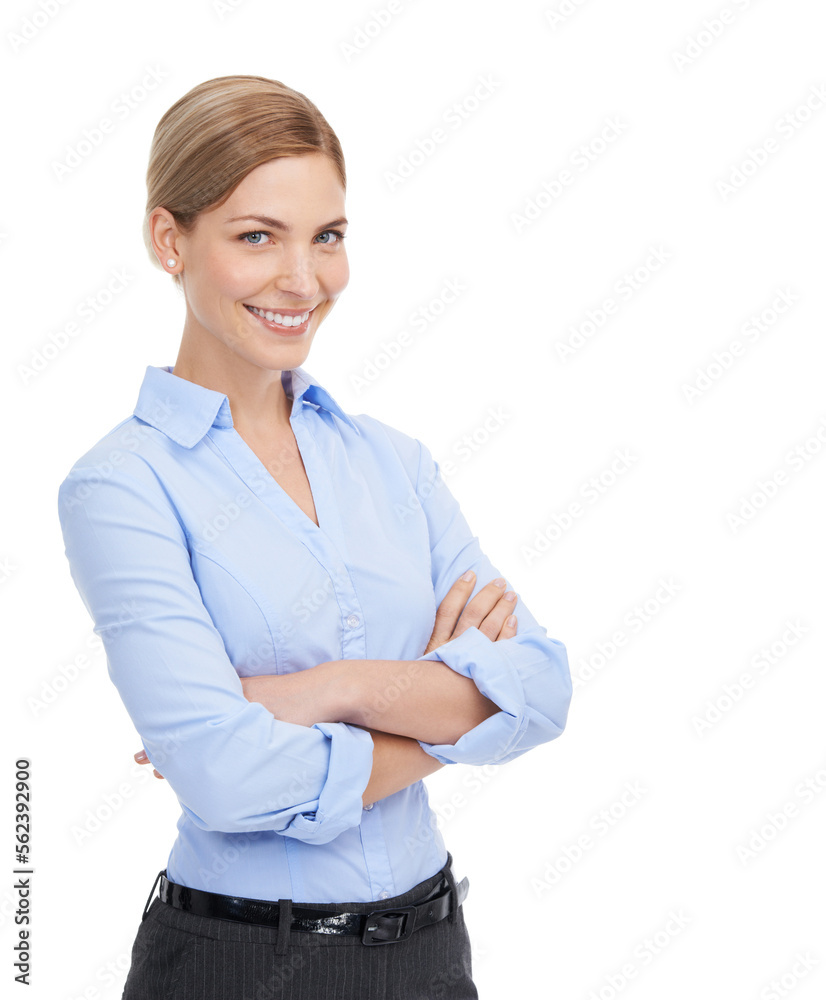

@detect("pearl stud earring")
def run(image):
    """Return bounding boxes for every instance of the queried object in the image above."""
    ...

[166,259,176,268]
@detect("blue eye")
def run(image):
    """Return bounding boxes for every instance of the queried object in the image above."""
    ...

[240,231,268,245]
[316,230,347,246]
[238,229,347,247]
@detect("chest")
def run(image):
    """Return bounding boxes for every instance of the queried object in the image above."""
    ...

[175,417,439,674]
[243,431,319,528]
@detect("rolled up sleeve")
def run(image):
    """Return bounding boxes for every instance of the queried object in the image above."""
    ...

[410,439,573,765]
[57,464,373,844]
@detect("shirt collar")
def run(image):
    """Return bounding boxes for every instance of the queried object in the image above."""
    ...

[133,364,360,449]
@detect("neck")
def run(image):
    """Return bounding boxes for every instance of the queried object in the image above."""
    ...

[172,329,295,436]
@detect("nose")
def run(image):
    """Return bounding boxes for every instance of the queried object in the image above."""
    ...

[271,246,320,302]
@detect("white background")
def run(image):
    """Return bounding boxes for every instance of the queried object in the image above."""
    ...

[3,0,825,997]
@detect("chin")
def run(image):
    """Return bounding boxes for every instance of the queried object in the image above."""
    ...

[252,340,314,372]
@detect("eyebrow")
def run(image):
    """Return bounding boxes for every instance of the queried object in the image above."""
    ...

[224,214,348,232]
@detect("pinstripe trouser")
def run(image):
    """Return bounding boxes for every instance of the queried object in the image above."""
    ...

[121,856,478,999]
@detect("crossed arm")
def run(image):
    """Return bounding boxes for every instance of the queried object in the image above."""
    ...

[136,571,519,806]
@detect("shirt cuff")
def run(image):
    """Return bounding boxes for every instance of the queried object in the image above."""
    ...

[414,627,528,765]
[278,722,374,844]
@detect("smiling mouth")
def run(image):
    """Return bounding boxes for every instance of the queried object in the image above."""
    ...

[244,304,313,328]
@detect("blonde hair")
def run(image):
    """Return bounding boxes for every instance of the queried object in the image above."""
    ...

[143,75,346,288]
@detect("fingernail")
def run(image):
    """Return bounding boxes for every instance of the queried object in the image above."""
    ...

[134,750,147,761]
[461,570,475,582]
[504,590,516,602]
[506,615,516,627]
[493,577,506,588]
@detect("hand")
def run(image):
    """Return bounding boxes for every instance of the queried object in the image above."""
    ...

[422,570,517,655]
[134,748,165,780]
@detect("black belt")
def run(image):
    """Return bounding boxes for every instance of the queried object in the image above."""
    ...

[152,869,469,946]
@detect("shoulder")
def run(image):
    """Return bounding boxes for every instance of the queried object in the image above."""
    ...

[344,410,427,483]
[57,414,175,512]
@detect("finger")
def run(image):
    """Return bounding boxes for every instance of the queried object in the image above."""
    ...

[426,570,477,651]
[135,749,165,779]
[495,611,518,641]
[474,589,518,642]
[453,577,510,634]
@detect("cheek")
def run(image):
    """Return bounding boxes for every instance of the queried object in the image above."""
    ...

[205,250,248,297]
[326,255,349,294]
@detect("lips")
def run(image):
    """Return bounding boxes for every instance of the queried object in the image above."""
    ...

[244,304,312,327]
[244,303,314,336]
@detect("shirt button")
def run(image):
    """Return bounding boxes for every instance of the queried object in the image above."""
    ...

[346,614,360,628]
[363,803,374,811]
[379,891,390,900]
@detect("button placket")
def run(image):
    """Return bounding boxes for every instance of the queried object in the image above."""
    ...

[287,412,367,659]
[359,794,395,901]
[211,414,366,664]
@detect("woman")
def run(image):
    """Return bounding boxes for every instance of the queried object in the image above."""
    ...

[57,74,572,998]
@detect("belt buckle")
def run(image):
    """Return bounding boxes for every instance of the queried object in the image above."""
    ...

[361,904,417,946]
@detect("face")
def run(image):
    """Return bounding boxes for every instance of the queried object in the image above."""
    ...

[162,154,348,375]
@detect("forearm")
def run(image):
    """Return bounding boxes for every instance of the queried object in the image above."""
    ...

[331,657,500,745]
[241,657,500,745]
[360,726,444,806]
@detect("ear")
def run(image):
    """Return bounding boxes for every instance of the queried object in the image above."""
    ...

[148,207,184,271]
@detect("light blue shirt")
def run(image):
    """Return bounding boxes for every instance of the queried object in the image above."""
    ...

[57,364,572,903]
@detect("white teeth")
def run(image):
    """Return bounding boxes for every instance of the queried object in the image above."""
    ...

[249,306,310,327]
